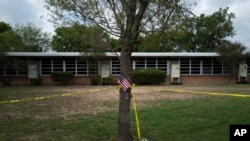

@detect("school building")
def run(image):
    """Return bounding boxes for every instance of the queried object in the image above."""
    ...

[1,52,249,85]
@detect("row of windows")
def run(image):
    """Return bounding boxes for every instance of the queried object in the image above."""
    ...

[111,58,168,74]
[180,58,223,74]
[41,58,98,75]
[1,57,250,76]
[0,58,28,76]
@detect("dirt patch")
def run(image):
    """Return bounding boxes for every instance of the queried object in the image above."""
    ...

[1,85,206,120]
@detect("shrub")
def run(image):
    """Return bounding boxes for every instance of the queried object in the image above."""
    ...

[102,77,114,85]
[51,71,74,86]
[131,69,166,85]
[30,78,43,86]
[90,76,101,85]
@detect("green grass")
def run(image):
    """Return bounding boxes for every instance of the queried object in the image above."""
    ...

[134,97,250,141]
[0,85,250,141]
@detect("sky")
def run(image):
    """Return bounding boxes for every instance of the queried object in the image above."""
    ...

[0,0,250,51]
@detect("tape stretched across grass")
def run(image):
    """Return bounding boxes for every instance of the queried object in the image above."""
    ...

[154,89,250,98]
[0,88,107,105]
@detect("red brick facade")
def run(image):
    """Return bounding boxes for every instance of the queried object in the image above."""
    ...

[2,75,239,85]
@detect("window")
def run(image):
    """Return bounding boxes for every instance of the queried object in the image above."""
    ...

[157,58,168,74]
[191,58,200,74]
[77,59,88,75]
[202,58,212,74]
[41,58,52,75]
[88,59,99,75]
[111,58,120,75]
[146,58,156,69]
[65,58,76,74]
[246,58,250,74]
[53,58,64,72]
[135,58,145,69]
[0,59,4,75]
[1,57,35,76]
[213,58,222,74]
[16,59,28,75]
[5,58,17,75]
[180,58,190,74]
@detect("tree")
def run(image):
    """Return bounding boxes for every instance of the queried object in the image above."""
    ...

[14,22,51,52]
[51,24,112,52]
[0,22,27,85]
[0,21,51,52]
[0,21,26,52]
[132,8,235,52]
[45,0,194,140]
[175,7,235,52]
[216,41,247,83]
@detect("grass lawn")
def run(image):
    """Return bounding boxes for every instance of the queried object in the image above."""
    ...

[0,84,250,141]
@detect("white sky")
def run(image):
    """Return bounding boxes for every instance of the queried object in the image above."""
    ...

[0,0,250,51]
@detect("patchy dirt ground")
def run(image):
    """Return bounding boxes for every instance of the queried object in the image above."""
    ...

[1,85,208,120]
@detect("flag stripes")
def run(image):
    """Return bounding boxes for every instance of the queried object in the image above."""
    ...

[117,74,131,91]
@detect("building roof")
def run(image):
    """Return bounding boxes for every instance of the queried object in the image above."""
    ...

[4,52,220,57]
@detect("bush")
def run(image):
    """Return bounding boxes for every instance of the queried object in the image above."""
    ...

[102,77,114,85]
[90,76,101,85]
[131,69,166,85]
[51,71,74,86]
[30,78,43,86]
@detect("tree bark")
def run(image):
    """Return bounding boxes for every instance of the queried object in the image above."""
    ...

[117,46,133,141]
[117,88,132,141]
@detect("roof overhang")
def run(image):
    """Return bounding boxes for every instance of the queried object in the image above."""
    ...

[3,52,220,57]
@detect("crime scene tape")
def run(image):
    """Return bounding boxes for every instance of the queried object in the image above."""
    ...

[0,88,107,105]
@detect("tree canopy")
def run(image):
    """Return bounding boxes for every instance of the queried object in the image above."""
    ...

[14,22,51,52]
[51,24,114,52]
[0,21,26,52]
[134,7,236,52]
[0,21,51,52]
[180,7,235,52]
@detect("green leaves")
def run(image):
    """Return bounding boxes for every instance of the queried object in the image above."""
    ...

[51,24,117,52]
[14,22,51,52]
[0,21,51,52]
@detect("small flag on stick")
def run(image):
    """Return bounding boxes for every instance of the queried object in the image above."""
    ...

[117,74,131,92]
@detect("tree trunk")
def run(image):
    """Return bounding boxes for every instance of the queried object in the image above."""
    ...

[117,49,133,141]
[117,88,132,141]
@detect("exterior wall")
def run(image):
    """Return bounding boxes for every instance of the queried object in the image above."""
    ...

[38,76,91,85]
[0,76,29,85]
[0,74,240,85]
[180,75,236,84]
[1,76,91,85]
[165,75,236,84]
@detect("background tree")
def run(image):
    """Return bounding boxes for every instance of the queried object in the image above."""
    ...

[14,22,51,52]
[132,8,235,52]
[45,0,195,140]
[0,21,26,52]
[175,7,235,52]
[51,24,114,52]
[216,41,247,83]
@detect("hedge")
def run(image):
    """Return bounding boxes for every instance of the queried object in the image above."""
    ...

[51,71,74,86]
[30,78,43,86]
[131,69,166,85]
[90,76,101,85]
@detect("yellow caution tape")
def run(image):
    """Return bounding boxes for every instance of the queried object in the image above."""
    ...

[131,84,141,141]
[0,88,107,105]
[154,88,250,98]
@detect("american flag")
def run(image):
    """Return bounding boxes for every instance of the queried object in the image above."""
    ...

[117,74,131,92]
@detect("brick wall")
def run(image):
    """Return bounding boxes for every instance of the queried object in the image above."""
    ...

[171,75,236,84]
[0,75,244,86]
